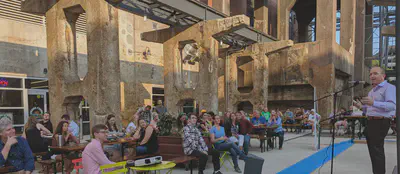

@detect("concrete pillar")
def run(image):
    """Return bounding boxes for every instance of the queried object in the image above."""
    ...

[277,0,297,40]
[85,0,121,126]
[354,0,366,96]
[46,0,121,126]
[254,0,268,33]
[340,0,356,53]
[316,0,337,43]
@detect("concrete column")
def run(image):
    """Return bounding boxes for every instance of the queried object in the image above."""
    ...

[354,0,366,96]
[316,0,337,43]
[277,0,297,40]
[84,0,121,126]
[340,0,356,53]
[197,39,219,114]
[254,0,268,33]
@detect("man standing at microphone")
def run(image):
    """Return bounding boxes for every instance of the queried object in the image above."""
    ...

[356,66,396,174]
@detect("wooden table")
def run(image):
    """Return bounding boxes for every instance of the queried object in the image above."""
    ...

[345,116,367,140]
[104,138,137,160]
[49,143,87,174]
[0,166,14,173]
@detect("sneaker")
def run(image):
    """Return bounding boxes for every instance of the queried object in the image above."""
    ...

[234,166,242,173]
[213,170,223,174]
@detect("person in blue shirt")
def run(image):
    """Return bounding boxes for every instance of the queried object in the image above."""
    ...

[210,115,247,173]
[267,110,284,150]
[0,116,34,173]
[251,111,267,126]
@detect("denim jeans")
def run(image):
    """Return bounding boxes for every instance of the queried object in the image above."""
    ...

[136,145,148,155]
[214,142,247,167]
[242,135,251,155]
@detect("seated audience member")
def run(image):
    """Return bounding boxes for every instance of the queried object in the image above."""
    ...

[267,110,284,150]
[53,121,80,173]
[210,115,247,173]
[307,109,320,134]
[261,107,271,121]
[183,114,222,174]
[0,116,34,173]
[223,112,232,139]
[284,109,294,123]
[125,115,137,136]
[334,107,348,134]
[132,119,159,155]
[203,113,213,131]
[106,114,121,133]
[82,124,114,174]
[251,110,267,126]
[104,114,122,161]
[235,112,252,154]
[61,114,79,138]
[25,116,52,159]
[137,105,152,124]
[227,113,243,145]
[40,112,53,133]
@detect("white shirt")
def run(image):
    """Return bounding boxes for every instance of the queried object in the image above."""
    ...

[308,113,320,122]
[69,120,80,137]
[126,122,137,133]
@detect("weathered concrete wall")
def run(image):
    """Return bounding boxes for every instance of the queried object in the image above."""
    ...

[0,17,87,79]
[118,10,168,120]
[46,0,121,127]
[268,40,354,118]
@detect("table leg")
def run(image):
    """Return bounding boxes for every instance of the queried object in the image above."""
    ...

[358,119,363,140]
[121,143,125,160]
[190,160,193,174]
[61,154,64,174]
[351,120,356,140]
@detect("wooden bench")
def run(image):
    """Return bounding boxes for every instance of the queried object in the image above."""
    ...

[283,124,302,133]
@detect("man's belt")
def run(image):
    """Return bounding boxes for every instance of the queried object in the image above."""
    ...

[367,116,391,120]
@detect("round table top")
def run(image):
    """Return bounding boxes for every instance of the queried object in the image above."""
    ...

[130,161,176,171]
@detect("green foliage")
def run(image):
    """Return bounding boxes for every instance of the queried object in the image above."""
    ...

[158,112,178,136]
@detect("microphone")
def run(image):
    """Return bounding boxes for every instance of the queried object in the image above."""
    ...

[348,81,366,84]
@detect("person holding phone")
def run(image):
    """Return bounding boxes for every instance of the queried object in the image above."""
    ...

[354,66,396,174]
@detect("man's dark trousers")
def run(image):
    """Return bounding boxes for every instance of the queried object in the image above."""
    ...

[366,119,390,174]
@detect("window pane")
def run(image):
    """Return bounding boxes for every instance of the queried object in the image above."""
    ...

[152,88,164,95]
[0,109,24,125]
[14,126,23,135]
[83,123,90,135]
[0,77,22,88]
[0,90,23,107]
[82,108,89,121]
[25,79,48,89]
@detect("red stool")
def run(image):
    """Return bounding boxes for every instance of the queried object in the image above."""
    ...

[72,158,83,173]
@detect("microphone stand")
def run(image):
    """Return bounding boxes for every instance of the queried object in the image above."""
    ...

[313,82,361,174]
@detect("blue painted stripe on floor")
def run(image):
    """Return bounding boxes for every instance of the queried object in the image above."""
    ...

[277,139,354,174]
